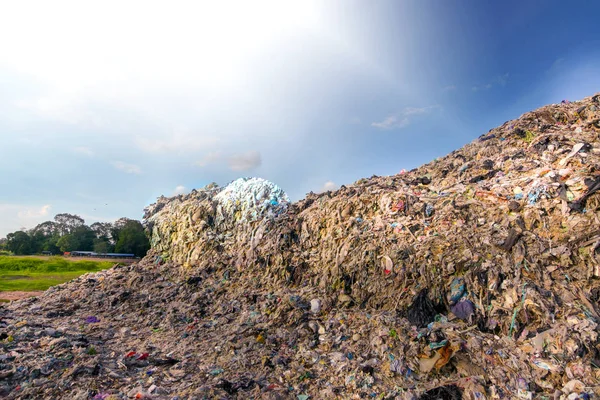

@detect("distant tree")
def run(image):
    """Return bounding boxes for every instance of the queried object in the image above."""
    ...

[0,240,9,255]
[54,213,85,235]
[72,225,95,251]
[110,217,133,242]
[4,214,148,256]
[29,221,61,254]
[57,234,78,253]
[93,238,113,253]
[114,220,150,257]
[90,222,114,243]
[28,230,46,254]
[113,217,133,227]
[6,231,33,255]
[32,221,60,236]
[42,235,61,255]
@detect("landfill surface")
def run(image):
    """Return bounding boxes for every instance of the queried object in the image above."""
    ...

[2,94,600,399]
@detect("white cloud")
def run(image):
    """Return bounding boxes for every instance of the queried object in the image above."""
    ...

[494,73,509,86]
[14,93,109,128]
[174,185,187,195]
[372,116,410,130]
[0,1,325,134]
[73,146,94,157]
[404,106,437,115]
[0,1,322,93]
[472,83,492,92]
[372,106,439,130]
[14,95,82,125]
[228,151,262,171]
[111,161,142,174]
[472,73,509,92]
[194,151,224,167]
[0,204,53,237]
[547,58,564,75]
[443,85,456,91]
[321,181,339,192]
[17,204,51,219]
[194,150,262,171]
[136,134,219,154]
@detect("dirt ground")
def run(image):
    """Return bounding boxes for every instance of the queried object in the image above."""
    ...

[0,290,44,301]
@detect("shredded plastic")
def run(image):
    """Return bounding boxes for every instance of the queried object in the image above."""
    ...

[214,177,289,222]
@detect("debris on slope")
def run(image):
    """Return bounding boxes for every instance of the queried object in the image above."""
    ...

[1,93,600,399]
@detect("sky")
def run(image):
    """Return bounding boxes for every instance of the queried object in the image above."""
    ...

[1,0,600,237]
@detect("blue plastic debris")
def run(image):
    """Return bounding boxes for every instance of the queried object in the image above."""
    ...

[425,204,434,217]
[451,299,475,321]
[449,278,466,305]
[429,340,449,349]
[527,186,549,205]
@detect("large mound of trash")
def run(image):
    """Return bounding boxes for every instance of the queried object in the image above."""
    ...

[1,94,600,399]
[143,177,289,268]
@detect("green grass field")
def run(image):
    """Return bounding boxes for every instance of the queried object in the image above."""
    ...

[0,256,115,292]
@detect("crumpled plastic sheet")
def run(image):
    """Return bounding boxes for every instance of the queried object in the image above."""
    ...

[214,177,289,222]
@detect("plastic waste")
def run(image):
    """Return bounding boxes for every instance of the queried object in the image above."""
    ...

[419,384,462,400]
[407,289,437,328]
[451,299,475,321]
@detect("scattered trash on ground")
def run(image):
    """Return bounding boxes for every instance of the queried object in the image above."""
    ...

[1,94,600,398]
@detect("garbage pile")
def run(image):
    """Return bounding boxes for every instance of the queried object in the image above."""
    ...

[144,177,290,268]
[1,93,600,399]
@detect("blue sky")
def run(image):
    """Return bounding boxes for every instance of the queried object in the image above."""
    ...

[1,0,600,237]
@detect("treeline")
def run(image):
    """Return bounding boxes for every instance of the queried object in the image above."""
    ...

[0,213,150,257]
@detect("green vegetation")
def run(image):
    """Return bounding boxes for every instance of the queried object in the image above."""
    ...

[1,213,150,257]
[0,256,113,272]
[0,256,114,292]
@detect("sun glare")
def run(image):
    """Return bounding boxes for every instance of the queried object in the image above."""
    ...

[0,1,322,89]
